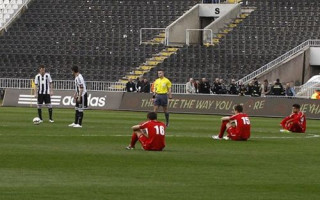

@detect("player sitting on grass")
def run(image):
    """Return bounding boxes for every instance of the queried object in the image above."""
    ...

[212,104,251,141]
[126,112,166,151]
[280,104,306,133]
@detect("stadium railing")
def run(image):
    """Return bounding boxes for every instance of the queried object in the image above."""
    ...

[1,78,319,98]
[294,86,320,98]
[237,40,320,85]
[0,78,186,93]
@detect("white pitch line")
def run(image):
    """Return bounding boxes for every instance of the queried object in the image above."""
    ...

[112,134,320,139]
[0,134,319,139]
[251,134,320,139]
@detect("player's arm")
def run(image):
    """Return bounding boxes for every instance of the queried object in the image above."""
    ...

[168,87,172,99]
[281,115,292,126]
[167,80,172,99]
[50,82,53,95]
[131,125,141,131]
[48,74,53,95]
[153,80,157,98]
[77,85,83,102]
[221,116,231,121]
[34,84,38,97]
[34,77,38,97]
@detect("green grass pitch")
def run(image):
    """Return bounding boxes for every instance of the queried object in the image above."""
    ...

[0,107,319,200]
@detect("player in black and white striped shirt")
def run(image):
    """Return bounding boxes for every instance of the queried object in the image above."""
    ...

[69,66,88,128]
[34,65,54,122]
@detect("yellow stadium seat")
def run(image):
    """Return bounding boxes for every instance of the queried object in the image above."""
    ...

[167,48,179,52]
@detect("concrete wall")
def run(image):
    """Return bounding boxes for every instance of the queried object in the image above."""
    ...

[252,47,320,86]
[203,4,241,42]
[302,49,311,84]
[309,47,320,65]
[166,4,200,45]
[256,52,305,85]
[199,4,240,17]
[165,4,241,45]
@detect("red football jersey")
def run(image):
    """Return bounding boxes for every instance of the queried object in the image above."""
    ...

[139,120,166,150]
[229,113,251,139]
[281,111,306,132]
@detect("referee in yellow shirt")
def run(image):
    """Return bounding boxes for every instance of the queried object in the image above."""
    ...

[153,70,172,127]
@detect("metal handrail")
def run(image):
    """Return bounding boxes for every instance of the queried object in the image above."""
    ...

[139,28,166,45]
[237,39,320,84]
[1,0,32,32]
[294,86,320,98]
[186,29,213,45]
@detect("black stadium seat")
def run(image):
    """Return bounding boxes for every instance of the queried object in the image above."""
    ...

[1,0,320,83]
[0,0,199,81]
[144,0,320,83]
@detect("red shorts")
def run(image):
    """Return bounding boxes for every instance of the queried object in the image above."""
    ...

[227,127,248,141]
[284,122,305,133]
[138,135,164,151]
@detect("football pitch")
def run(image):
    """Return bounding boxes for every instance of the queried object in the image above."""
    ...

[0,107,319,200]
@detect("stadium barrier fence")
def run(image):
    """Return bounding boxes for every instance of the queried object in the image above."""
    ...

[0,78,319,98]
[3,89,320,119]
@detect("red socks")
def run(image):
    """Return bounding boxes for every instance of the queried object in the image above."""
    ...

[219,120,229,138]
[130,132,139,148]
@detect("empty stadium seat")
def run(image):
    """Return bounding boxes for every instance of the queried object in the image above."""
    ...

[0,0,199,81]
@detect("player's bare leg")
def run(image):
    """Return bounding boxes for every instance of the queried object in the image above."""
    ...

[153,105,159,113]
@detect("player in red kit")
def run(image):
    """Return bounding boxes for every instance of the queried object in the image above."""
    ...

[126,112,166,151]
[280,104,306,133]
[212,104,251,141]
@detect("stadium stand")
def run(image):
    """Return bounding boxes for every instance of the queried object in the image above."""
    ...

[145,0,320,83]
[0,0,199,80]
[1,0,320,83]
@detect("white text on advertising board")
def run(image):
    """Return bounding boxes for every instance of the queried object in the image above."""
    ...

[62,94,106,107]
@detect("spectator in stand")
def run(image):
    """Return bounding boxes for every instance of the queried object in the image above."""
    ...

[238,81,247,96]
[270,78,285,96]
[219,79,228,94]
[126,78,136,92]
[136,76,144,92]
[260,79,271,97]
[285,82,295,97]
[142,78,150,93]
[252,78,261,97]
[228,79,239,95]
[195,80,200,93]
[150,81,155,93]
[212,78,222,94]
[186,78,196,94]
[199,78,211,94]
[246,81,255,96]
